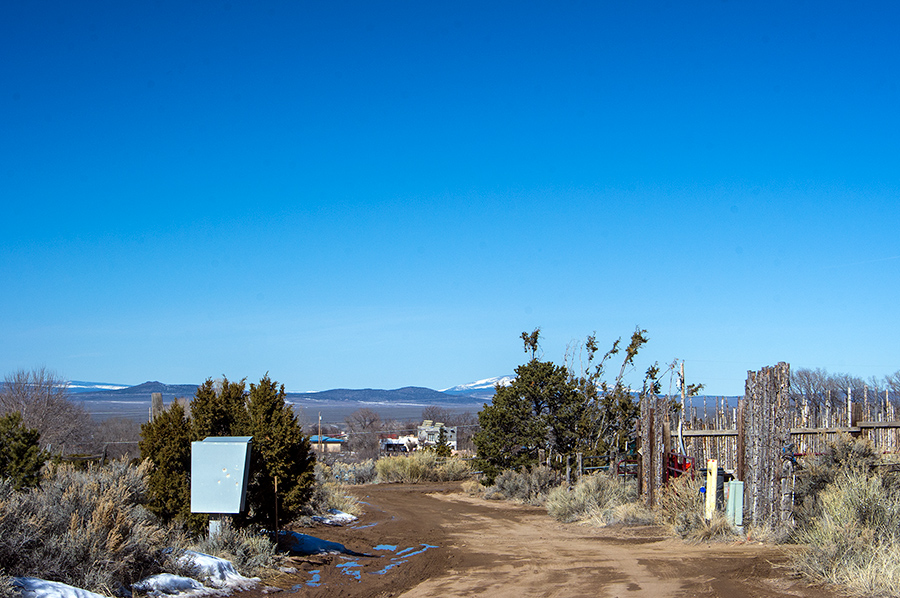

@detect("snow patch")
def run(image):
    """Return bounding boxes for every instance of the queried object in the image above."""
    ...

[311,509,358,526]
[177,551,258,591]
[13,578,112,598]
[131,574,216,597]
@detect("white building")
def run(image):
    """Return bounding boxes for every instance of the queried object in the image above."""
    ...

[417,420,457,451]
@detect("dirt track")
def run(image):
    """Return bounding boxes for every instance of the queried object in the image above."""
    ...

[262,482,839,598]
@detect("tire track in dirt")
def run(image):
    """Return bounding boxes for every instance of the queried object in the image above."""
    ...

[254,482,838,598]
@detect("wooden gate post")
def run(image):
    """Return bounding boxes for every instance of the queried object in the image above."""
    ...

[743,362,791,531]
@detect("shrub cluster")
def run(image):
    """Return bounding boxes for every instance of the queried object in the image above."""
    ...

[793,433,879,527]
[0,575,15,598]
[483,466,560,505]
[189,520,278,578]
[546,473,648,524]
[793,470,900,596]
[0,460,167,595]
[790,435,900,595]
[655,473,738,541]
[329,459,378,485]
[140,375,316,531]
[303,462,362,518]
[375,451,471,483]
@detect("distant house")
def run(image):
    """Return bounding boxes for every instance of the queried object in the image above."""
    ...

[417,420,457,451]
[380,434,419,455]
[309,435,346,453]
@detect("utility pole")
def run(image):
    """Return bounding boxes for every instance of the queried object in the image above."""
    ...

[680,360,686,425]
[318,412,323,453]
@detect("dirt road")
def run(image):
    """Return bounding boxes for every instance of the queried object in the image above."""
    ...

[264,482,838,598]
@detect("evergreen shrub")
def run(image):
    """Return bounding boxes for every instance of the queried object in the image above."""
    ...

[0,411,46,489]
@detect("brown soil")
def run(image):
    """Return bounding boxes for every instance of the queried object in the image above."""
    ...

[255,482,840,598]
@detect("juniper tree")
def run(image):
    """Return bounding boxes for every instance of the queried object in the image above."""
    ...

[0,411,46,489]
[243,374,315,527]
[139,401,194,523]
[475,327,683,483]
[191,377,250,440]
[474,357,582,482]
[141,374,316,529]
[432,426,452,457]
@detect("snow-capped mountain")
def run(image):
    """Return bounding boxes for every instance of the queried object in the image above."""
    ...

[67,380,131,393]
[441,376,514,398]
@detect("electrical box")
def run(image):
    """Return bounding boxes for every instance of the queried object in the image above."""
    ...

[190,436,252,514]
[724,480,744,529]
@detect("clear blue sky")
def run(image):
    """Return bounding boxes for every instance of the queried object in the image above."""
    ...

[2,1,899,396]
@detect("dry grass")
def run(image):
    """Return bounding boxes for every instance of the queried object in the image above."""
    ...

[461,479,484,497]
[303,462,362,518]
[483,466,559,505]
[190,520,279,578]
[655,473,740,542]
[546,473,648,524]
[792,470,900,597]
[375,452,471,484]
[0,459,168,595]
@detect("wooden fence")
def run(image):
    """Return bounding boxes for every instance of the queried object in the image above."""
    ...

[641,362,900,529]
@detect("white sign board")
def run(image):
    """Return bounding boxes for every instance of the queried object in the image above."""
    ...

[190,436,252,514]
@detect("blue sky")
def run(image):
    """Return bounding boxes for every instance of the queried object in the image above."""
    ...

[2,1,899,396]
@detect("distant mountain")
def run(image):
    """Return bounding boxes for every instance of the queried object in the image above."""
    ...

[72,381,200,404]
[286,386,483,406]
[66,381,485,408]
[441,375,513,399]
[67,381,131,393]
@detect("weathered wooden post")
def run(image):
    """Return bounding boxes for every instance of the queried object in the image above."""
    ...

[742,362,791,531]
[640,394,669,507]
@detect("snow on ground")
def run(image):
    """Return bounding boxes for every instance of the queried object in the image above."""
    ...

[177,551,259,591]
[13,578,111,598]
[11,513,355,598]
[311,508,358,526]
[13,551,258,598]
[131,574,215,597]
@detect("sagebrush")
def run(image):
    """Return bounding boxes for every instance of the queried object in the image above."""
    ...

[484,466,560,505]
[302,462,362,519]
[793,469,900,596]
[328,460,377,485]
[0,460,167,595]
[546,472,647,524]
[793,434,879,528]
[0,575,15,598]
[190,520,279,578]
[655,473,738,542]
[375,452,471,483]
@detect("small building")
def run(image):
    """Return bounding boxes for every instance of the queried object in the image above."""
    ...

[380,434,419,455]
[417,420,457,451]
[309,435,346,454]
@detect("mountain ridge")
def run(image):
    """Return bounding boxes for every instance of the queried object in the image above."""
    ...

[65,380,490,406]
